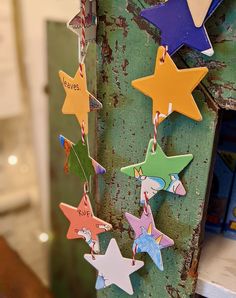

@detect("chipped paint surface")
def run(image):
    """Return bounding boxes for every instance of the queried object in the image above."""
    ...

[97,1,218,297]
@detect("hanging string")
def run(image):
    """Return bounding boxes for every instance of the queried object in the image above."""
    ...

[79,0,86,77]
[79,1,87,143]
[83,182,89,206]
[132,243,138,266]
[152,111,160,153]
[91,242,96,260]
[160,45,168,63]
[63,139,72,173]
[81,120,86,145]
[143,191,149,215]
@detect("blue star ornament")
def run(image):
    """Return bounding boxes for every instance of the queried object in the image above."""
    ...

[140,0,223,56]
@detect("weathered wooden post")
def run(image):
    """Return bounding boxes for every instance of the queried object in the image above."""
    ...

[96,1,218,297]
[49,1,236,297]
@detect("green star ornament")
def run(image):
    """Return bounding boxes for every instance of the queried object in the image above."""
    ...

[59,135,106,184]
[121,139,193,204]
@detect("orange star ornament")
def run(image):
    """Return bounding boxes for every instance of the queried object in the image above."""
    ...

[132,46,208,123]
[60,194,112,253]
[59,64,102,135]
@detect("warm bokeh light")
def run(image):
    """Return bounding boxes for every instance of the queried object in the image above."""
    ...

[7,155,18,166]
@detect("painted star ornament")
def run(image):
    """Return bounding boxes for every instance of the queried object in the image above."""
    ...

[121,139,193,204]
[84,238,144,295]
[59,135,106,183]
[140,0,223,56]
[132,46,208,123]
[126,205,174,249]
[126,206,174,271]
[59,194,112,253]
[67,0,97,61]
[59,63,102,135]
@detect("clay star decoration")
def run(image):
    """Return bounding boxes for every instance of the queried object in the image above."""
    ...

[126,205,174,249]
[140,0,223,56]
[67,0,97,60]
[132,46,208,123]
[59,195,112,253]
[187,0,213,28]
[84,238,144,295]
[121,139,193,204]
[59,135,106,183]
[126,207,174,270]
[59,64,102,135]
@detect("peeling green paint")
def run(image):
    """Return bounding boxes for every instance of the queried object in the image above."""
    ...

[97,1,218,297]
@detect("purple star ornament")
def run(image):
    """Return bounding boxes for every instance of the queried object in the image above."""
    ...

[125,205,174,249]
[140,0,223,56]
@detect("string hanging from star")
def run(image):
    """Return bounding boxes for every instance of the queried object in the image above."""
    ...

[59,0,101,141]
[58,0,111,268]
[67,0,97,63]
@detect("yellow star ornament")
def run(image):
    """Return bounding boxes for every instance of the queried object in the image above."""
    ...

[59,64,102,135]
[132,46,208,123]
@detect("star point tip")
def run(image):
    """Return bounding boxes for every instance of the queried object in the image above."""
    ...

[59,202,64,208]
[59,134,65,146]
[201,48,214,57]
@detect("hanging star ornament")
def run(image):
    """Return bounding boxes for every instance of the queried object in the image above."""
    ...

[132,46,208,123]
[140,0,223,56]
[59,64,102,135]
[126,205,174,249]
[84,238,144,295]
[121,139,193,204]
[126,206,174,270]
[59,135,106,183]
[67,0,97,60]
[59,194,112,253]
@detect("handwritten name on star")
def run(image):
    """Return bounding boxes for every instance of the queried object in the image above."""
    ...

[77,209,92,217]
[63,77,80,91]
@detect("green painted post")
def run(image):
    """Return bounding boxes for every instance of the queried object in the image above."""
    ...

[49,0,236,296]
[96,1,218,297]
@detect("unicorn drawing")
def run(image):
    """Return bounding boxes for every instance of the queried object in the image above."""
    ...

[167,174,186,195]
[95,274,110,290]
[76,228,100,253]
[135,168,165,204]
[134,224,164,271]
[134,168,186,204]
[76,224,110,253]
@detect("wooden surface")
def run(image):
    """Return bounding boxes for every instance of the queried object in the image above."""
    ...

[0,237,52,298]
[96,1,218,297]
[196,233,236,298]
